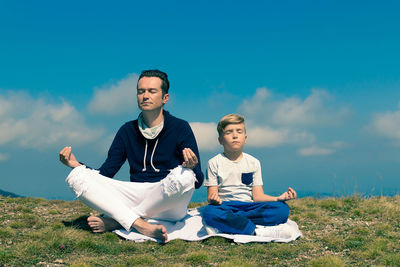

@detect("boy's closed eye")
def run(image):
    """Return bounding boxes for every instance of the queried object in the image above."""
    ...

[224,130,243,135]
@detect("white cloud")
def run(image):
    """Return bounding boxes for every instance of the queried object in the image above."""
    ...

[239,88,350,127]
[0,152,9,161]
[369,108,400,144]
[195,88,349,156]
[0,96,13,117]
[245,127,316,148]
[236,87,350,155]
[239,87,272,118]
[297,141,348,157]
[291,131,316,144]
[0,91,104,150]
[189,122,219,151]
[88,73,139,115]
[189,121,315,150]
[246,127,288,147]
[330,141,348,149]
[298,146,334,156]
[272,89,335,126]
[189,122,290,150]
[273,95,317,126]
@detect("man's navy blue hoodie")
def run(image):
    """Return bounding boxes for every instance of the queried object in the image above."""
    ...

[98,110,204,189]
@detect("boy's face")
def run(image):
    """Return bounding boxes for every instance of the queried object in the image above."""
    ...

[218,123,246,153]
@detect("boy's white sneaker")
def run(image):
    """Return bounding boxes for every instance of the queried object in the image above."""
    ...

[205,225,221,235]
[254,223,293,239]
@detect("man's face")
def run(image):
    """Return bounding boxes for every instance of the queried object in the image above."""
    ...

[137,77,169,111]
[218,123,246,153]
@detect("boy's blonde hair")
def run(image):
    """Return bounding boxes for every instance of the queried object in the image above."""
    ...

[217,114,245,137]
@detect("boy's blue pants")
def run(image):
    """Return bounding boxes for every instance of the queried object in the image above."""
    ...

[202,201,289,235]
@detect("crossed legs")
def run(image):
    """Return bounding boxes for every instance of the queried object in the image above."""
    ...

[203,201,289,235]
[66,165,195,242]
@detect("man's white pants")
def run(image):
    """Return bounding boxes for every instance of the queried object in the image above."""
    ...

[66,165,196,231]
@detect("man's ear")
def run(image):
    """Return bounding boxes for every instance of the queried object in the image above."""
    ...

[162,93,169,104]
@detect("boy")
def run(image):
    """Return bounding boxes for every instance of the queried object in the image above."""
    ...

[203,114,297,237]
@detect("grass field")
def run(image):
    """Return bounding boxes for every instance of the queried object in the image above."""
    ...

[1,195,400,266]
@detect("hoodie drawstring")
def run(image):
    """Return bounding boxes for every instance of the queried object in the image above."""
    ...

[142,139,160,172]
[150,139,160,172]
[142,140,148,171]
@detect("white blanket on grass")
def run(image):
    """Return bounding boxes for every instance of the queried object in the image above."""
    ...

[114,207,302,243]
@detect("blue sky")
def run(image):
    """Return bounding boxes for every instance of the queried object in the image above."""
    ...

[1,1,399,201]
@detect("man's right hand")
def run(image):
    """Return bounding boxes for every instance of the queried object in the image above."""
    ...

[59,146,82,168]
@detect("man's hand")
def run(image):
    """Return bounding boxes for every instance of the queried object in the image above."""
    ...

[208,192,222,205]
[277,187,297,201]
[182,148,198,169]
[59,146,82,168]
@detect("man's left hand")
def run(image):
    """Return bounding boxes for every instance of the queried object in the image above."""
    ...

[182,148,198,169]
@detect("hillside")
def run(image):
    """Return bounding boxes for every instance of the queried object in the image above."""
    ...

[0,189,20,198]
[1,196,399,266]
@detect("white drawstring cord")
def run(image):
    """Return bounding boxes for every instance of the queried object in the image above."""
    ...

[150,139,160,172]
[142,139,160,172]
[142,140,148,171]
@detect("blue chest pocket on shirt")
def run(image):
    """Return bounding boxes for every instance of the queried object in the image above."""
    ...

[241,172,254,185]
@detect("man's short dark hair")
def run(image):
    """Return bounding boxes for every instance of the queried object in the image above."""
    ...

[138,69,170,94]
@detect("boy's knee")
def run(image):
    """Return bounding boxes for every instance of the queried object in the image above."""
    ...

[276,201,290,223]
[203,205,216,216]
[203,205,219,224]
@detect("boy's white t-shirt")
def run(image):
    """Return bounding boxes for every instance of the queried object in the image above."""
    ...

[204,152,263,202]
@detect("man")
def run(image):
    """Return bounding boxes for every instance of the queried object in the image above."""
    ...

[59,69,203,242]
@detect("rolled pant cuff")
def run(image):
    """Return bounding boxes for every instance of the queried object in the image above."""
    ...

[119,214,140,232]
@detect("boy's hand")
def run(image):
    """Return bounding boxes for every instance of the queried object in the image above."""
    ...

[208,192,222,205]
[59,146,82,168]
[182,148,198,169]
[277,187,297,201]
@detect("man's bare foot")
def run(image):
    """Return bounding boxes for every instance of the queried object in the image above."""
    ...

[87,216,122,233]
[133,218,168,243]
